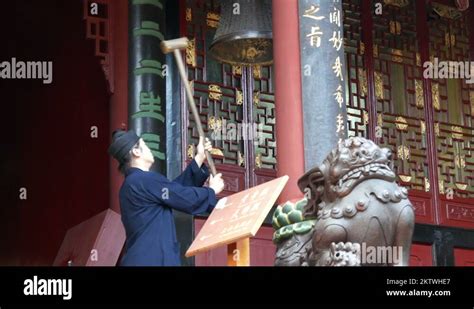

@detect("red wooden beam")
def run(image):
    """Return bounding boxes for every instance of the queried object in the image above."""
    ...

[416,0,441,224]
[361,0,378,142]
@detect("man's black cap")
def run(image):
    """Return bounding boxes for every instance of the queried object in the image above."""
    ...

[108,129,140,163]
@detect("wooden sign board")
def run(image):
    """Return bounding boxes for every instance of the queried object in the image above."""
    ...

[186,175,289,257]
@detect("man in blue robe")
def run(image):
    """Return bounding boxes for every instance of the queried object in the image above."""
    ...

[108,130,224,266]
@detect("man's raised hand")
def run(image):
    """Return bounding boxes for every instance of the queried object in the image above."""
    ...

[195,136,212,167]
[209,173,224,195]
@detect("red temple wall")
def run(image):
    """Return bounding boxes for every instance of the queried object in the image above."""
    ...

[0,0,110,265]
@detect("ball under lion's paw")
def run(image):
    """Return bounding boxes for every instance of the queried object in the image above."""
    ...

[328,242,361,266]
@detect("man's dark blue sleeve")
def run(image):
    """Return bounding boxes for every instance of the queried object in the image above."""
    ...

[145,173,217,214]
[173,159,210,187]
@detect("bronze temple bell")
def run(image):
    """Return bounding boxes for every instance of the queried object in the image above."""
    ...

[209,0,273,65]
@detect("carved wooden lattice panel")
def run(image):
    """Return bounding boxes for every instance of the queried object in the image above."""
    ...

[251,65,277,185]
[183,0,277,193]
[372,0,429,193]
[83,0,113,93]
[343,0,369,139]
[429,8,474,201]
[183,0,246,196]
[185,0,244,166]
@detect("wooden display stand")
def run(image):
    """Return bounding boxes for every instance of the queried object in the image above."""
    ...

[53,209,125,266]
[186,176,289,266]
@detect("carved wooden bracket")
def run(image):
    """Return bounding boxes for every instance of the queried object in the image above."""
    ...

[83,0,114,93]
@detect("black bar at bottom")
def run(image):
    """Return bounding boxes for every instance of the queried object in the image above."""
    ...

[0,267,472,306]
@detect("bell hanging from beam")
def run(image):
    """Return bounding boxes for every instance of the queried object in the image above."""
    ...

[209,0,273,65]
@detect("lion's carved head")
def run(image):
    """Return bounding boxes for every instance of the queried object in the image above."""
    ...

[298,137,396,217]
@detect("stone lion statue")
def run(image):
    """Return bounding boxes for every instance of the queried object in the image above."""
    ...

[273,137,415,266]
